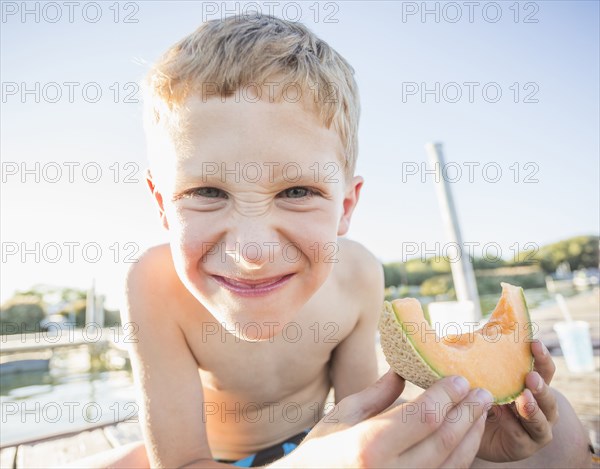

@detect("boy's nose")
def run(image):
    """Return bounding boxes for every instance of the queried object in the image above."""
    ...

[223,222,283,269]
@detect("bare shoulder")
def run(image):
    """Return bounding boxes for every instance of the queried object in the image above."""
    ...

[128,243,174,275]
[335,238,384,291]
[122,243,184,323]
[333,238,384,323]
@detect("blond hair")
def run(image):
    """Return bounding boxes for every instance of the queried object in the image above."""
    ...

[142,14,360,177]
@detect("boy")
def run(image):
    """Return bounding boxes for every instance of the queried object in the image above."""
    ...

[74,14,592,468]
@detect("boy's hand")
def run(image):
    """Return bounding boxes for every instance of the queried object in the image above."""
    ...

[476,339,559,462]
[302,368,406,441]
[278,370,492,468]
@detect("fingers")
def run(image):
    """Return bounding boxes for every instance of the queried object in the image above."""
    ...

[369,376,472,453]
[356,369,406,418]
[400,387,493,467]
[513,382,554,447]
[531,339,556,384]
[513,371,558,442]
[525,371,559,424]
[306,369,405,441]
[439,414,487,468]
[340,368,406,424]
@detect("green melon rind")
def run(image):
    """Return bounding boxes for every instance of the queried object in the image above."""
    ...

[378,285,535,405]
[516,285,536,399]
[379,301,441,389]
[498,285,535,405]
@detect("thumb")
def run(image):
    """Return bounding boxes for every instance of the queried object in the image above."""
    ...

[305,369,406,442]
[339,369,406,424]
[357,368,406,417]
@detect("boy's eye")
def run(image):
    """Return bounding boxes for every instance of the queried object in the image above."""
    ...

[190,187,228,199]
[279,187,318,199]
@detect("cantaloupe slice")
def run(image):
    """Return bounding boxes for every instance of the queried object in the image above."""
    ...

[379,282,534,404]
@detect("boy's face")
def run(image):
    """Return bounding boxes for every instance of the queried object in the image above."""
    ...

[147,93,362,340]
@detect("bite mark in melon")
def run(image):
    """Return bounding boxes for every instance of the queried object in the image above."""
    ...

[379,282,534,404]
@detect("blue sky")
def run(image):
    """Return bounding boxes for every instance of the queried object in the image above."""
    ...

[1,1,599,307]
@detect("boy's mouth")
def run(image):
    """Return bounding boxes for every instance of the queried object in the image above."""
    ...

[210,274,295,296]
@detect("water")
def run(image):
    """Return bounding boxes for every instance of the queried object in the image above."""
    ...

[0,347,137,447]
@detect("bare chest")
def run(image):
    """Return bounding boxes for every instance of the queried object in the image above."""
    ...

[182,291,356,403]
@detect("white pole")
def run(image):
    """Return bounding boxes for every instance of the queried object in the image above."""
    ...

[95,294,105,328]
[85,279,95,326]
[425,142,481,320]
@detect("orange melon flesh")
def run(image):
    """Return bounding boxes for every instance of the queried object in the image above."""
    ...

[379,283,534,404]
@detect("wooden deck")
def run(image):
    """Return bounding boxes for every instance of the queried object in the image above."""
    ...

[1,289,599,468]
[0,420,143,469]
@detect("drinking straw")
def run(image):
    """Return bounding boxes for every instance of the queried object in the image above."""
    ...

[555,293,573,322]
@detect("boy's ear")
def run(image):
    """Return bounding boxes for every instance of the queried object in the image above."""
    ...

[337,176,364,236]
[146,169,169,230]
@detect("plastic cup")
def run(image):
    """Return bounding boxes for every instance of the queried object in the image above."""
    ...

[553,321,595,373]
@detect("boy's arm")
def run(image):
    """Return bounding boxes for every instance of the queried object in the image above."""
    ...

[123,248,212,468]
[329,247,384,403]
